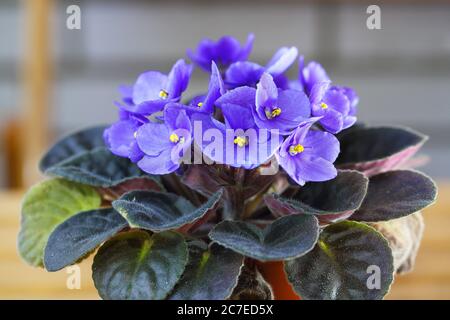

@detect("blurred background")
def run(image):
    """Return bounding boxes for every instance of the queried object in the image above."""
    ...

[0,0,449,299]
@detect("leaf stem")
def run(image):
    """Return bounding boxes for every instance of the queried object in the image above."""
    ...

[222,167,246,220]
[163,173,202,206]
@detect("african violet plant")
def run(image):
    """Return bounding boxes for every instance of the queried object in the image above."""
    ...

[19,34,437,300]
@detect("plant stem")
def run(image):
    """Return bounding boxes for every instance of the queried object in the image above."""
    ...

[163,173,202,206]
[223,187,244,220]
[222,167,246,220]
[242,190,265,220]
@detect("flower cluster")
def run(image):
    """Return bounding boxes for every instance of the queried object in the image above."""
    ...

[104,34,359,185]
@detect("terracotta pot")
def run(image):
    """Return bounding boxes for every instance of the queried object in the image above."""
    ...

[257,261,300,300]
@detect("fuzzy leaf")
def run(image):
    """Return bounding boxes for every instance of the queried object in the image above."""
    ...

[40,126,107,172]
[336,126,427,176]
[181,165,225,197]
[98,177,163,200]
[169,242,244,300]
[182,165,274,199]
[351,170,437,222]
[265,170,368,223]
[92,230,188,300]
[209,215,319,261]
[46,147,159,188]
[285,221,394,300]
[44,208,128,271]
[112,189,223,232]
[18,179,101,267]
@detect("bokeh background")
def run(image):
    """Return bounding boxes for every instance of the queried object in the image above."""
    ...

[0,0,449,299]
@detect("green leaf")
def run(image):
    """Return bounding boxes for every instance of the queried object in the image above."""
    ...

[336,126,427,176]
[112,189,223,232]
[285,221,394,300]
[44,208,128,271]
[39,126,107,172]
[351,170,437,222]
[18,179,101,267]
[265,170,368,223]
[169,242,244,300]
[209,215,319,261]
[92,230,188,300]
[46,147,158,188]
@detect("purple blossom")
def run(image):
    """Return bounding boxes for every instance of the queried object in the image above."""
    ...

[135,106,192,174]
[276,118,340,186]
[331,85,359,116]
[103,109,147,163]
[225,47,298,88]
[193,88,283,168]
[297,56,330,95]
[187,34,254,72]
[310,81,357,134]
[117,85,134,107]
[119,59,193,115]
[253,73,311,135]
[104,37,347,184]
[170,61,225,116]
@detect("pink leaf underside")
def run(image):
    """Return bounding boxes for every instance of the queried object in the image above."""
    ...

[337,144,423,177]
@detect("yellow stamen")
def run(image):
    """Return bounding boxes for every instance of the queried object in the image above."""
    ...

[233,136,248,148]
[265,107,282,119]
[320,102,328,109]
[271,107,282,117]
[169,133,180,143]
[289,144,305,156]
[159,90,169,99]
[197,102,204,108]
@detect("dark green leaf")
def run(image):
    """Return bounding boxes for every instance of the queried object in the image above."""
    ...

[46,147,158,188]
[44,208,128,271]
[92,230,188,300]
[336,126,427,176]
[209,215,319,261]
[351,170,437,222]
[265,170,368,223]
[285,221,394,300]
[18,179,101,267]
[112,189,223,232]
[169,242,244,300]
[40,126,107,172]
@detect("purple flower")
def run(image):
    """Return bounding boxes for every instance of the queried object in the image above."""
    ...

[170,61,225,116]
[225,46,298,88]
[276,118,340,186]
[253,73,310,135]
[331,85,359,116]
[119,59,193,115]
[310,81,357,134]
[297,56,330,95]
[117,85,134,107]
[135,106,192,174]
[103,109,148,163]
[193,88,283,168]
[187,34,254,72]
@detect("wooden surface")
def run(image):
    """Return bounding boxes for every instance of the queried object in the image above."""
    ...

[21,0,53,188]
[0,183,449,300]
